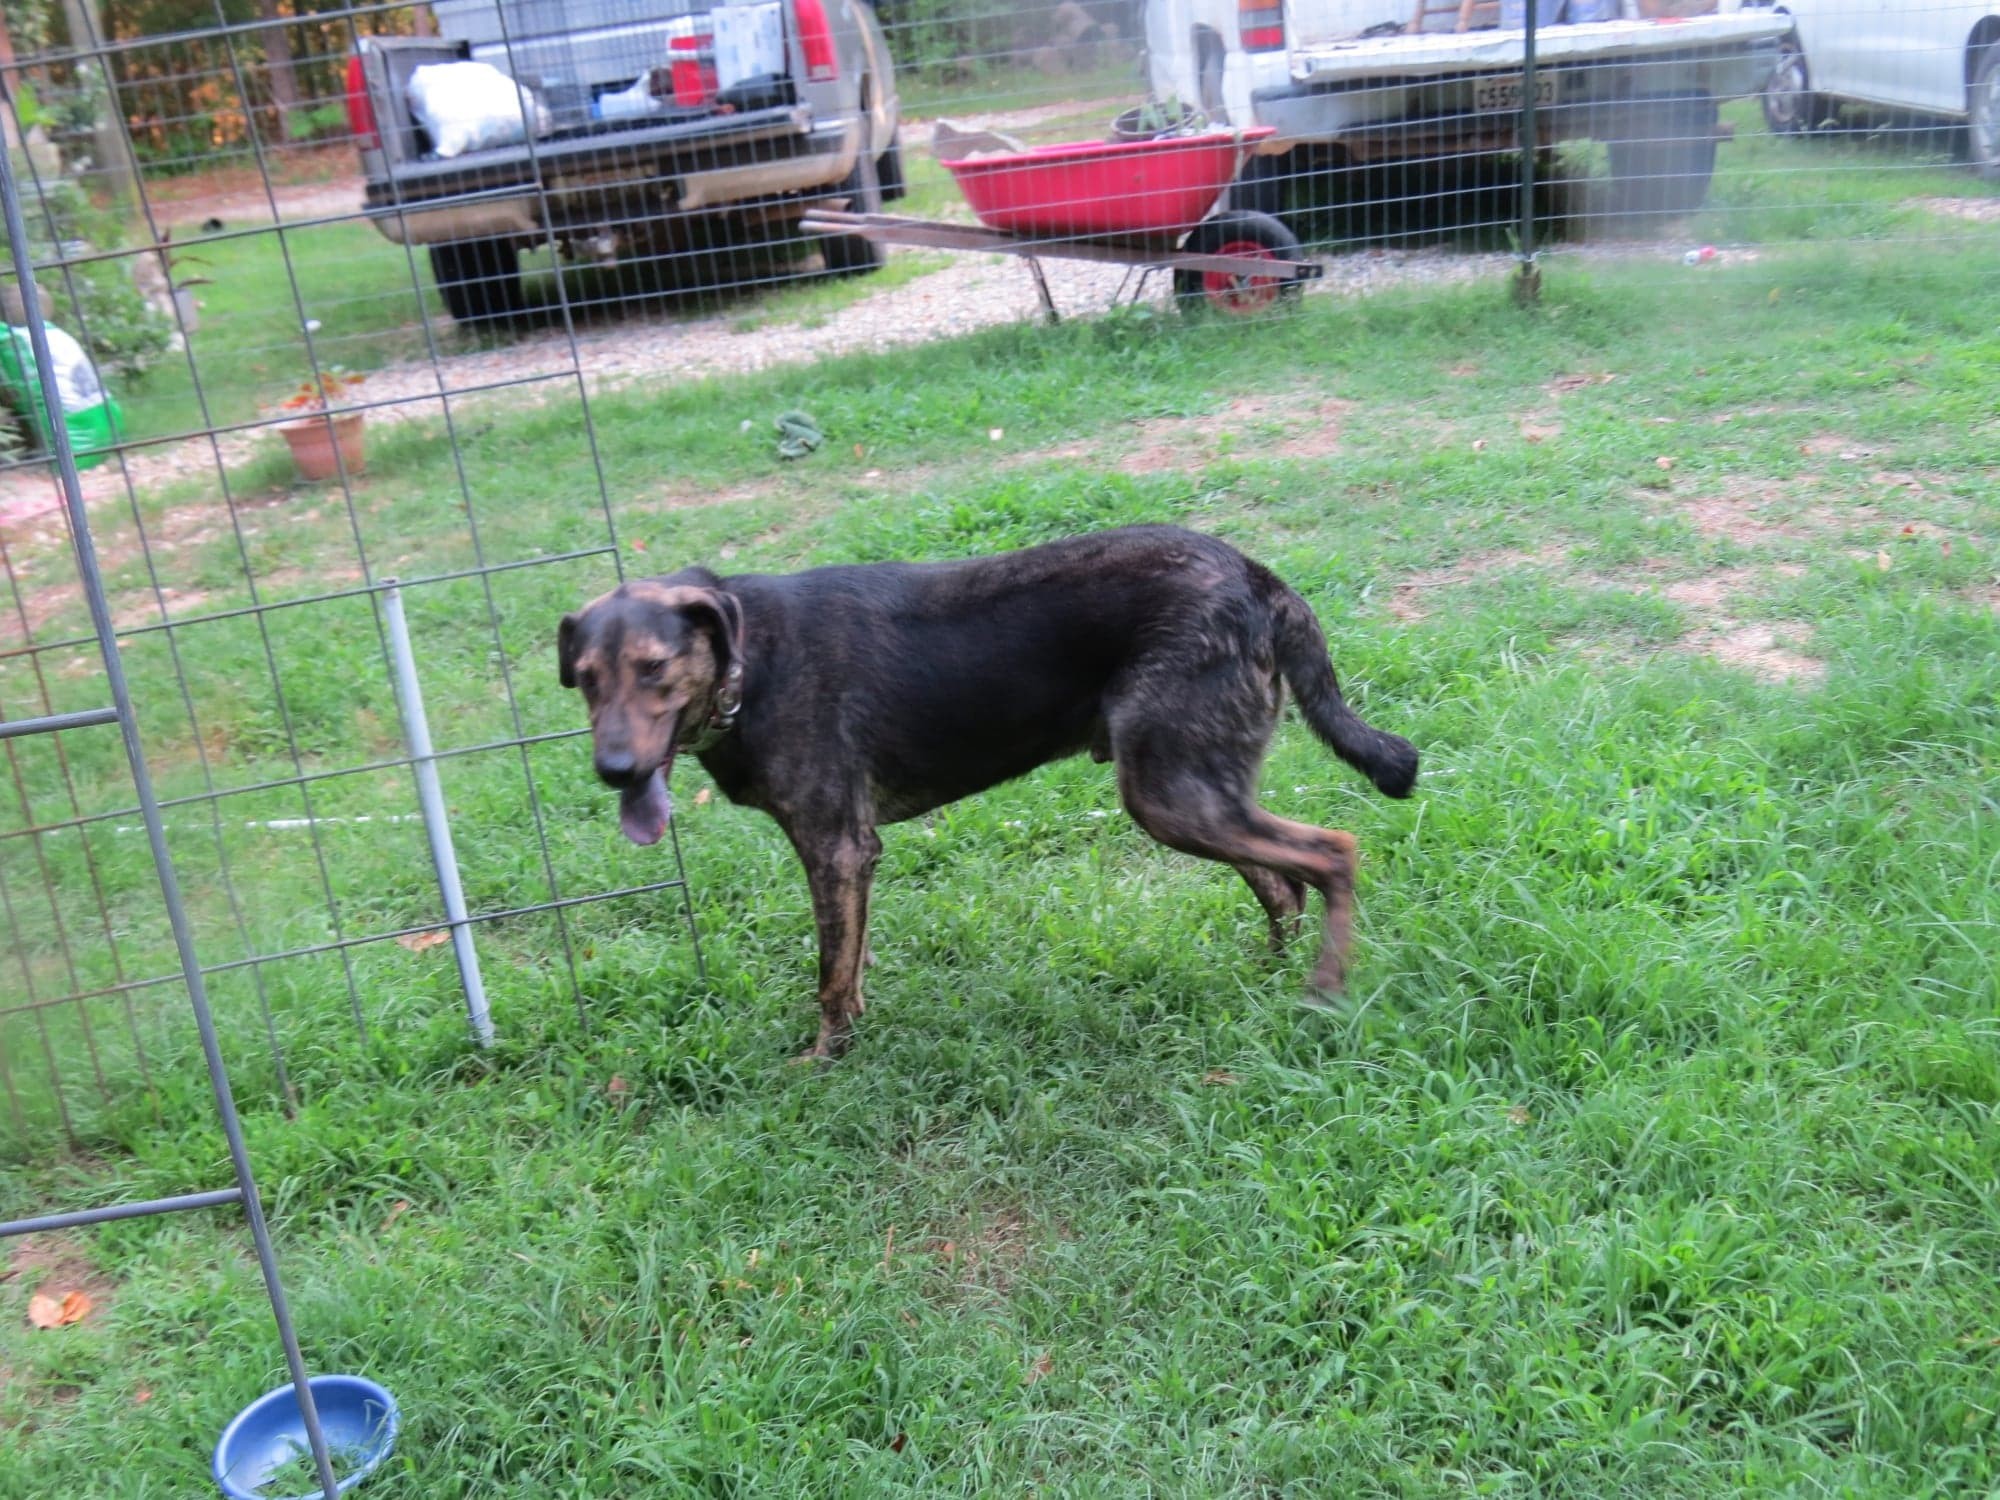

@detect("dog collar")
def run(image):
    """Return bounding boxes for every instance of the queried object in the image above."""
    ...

[678,659,743,755]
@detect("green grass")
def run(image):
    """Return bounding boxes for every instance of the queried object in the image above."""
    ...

[3,177,2000,1497]
[897,57,1145,122]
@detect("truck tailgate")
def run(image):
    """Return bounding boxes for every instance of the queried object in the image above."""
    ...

[364,103,811,207]
[1289,15,1791,83]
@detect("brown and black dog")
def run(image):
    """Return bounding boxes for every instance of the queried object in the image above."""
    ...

[558,524,1418,1060]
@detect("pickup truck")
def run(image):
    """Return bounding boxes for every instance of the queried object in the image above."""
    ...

[344,0,903,324]
[1141,0,1792,221]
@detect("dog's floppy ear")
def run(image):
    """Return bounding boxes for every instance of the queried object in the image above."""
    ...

[557,612,581,689]
[685,589,744,678]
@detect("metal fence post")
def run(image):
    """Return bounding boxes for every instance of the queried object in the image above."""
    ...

[382,582,494,1048]
[1516,1,1543,305]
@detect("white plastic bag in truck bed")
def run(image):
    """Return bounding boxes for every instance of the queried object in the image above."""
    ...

[407,60,551,158]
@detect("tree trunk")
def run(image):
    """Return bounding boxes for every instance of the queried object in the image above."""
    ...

[258,0,301,142]
[57,0,140,212]
[0,8,19,150]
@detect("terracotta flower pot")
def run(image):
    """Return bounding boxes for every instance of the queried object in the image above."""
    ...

[280,411,365,482]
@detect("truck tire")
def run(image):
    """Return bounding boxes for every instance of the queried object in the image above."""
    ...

[878,130,907,204]
[818,142,885,276]
[1228,149,1295,220]
[1173,211,1308,317]
[428,237,526,326]
[1605,98,1719,225]
[1971,46,2000,182]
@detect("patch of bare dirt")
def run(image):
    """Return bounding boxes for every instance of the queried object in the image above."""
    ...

[1543,371,1617,398]
[921,1207,1058,1302]
[1682,621,1825,685]
[1912,196,2000,224]
[1799,434,1884,461]
[1679,482,1819,547]
[637,476,785,515]
[1388,545,1564,623]
[2,1232,115,1326]
[1069,394,1352,477]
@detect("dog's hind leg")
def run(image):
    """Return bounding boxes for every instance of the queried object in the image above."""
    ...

[1116,755,1358,997]
[789,826,882,1060]
[1233,863,1308,953]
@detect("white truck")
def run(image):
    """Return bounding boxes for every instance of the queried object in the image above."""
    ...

[1141,0,1792,220]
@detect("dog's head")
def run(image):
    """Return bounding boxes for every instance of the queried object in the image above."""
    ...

[557,575,743,846]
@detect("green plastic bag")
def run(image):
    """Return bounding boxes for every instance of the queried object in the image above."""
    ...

[0,323,123,469]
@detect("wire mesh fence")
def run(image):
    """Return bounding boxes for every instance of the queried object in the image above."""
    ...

[3,0,1998,1166]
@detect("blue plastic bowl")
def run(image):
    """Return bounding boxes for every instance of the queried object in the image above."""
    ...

[211,1374,399,1500]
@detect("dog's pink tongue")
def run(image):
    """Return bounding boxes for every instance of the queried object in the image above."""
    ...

[618,768,672,846]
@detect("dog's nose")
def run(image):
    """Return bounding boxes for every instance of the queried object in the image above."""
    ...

[594,749,638,785]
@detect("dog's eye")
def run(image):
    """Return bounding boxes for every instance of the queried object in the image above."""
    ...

[577,669,598,696]
[638,657,667,678]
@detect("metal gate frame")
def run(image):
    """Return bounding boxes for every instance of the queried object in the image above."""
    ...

[0,131,344,1500]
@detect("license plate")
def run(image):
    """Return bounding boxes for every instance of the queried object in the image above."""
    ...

[1471,73,1559,113]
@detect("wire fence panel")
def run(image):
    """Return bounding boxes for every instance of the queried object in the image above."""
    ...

[3,0,1999,1164]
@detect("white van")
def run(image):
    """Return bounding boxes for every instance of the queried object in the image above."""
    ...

[1761,1,2000,177]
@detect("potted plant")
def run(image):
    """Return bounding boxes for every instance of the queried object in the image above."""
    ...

[276,367,367,482]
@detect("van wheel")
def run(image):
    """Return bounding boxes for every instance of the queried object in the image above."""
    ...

[1762,36,1825,135]
[1970,46,2000,182]
[429,237,525,325]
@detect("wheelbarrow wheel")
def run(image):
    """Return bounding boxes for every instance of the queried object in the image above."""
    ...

[1174,211,1306,318]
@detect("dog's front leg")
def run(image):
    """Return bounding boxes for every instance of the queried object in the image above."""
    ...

[792,827,882,1062]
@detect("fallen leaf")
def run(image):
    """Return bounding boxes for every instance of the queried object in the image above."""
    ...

[1940,540,1952,558]
[1901,525,1916,535]
[28,1290,91,1328]
[1768,287,1781,303]
[1875,550,1892,572]
[1655,456,1676,471]
[864,468,882,479]
[1471,438,1487,452]
[694,787,712,806]
[889,1432,908,1453]
[396,929,450,953]
[607,1076,629,1099]
[631,539,647,553]
[1507,1105,1532,1126]
[1200,1070,1239,1086]
[988,428,1004,442]
[1520,423,1558,444]
[1026,1352,1054,1385]
[135,1388,153,1404]
[882,1224,896,1270]
[380,1199,411,1232]
[853,443,865,458]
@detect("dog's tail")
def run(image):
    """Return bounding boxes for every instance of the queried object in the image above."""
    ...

[1269,581,1419,799]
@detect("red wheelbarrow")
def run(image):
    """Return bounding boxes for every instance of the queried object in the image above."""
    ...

[800,124,1318,321]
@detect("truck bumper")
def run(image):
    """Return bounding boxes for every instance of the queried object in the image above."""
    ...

[364,113,861,245]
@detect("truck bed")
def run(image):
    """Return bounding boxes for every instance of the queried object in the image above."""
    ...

[1290,14,1792,83]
